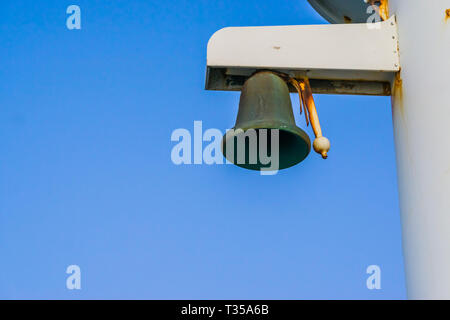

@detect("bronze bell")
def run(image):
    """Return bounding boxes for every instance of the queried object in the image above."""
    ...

[222,71,311,171]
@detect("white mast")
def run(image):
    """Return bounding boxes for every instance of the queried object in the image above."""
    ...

[389,0,450,299]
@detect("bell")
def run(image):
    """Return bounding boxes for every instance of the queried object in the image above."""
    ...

[222,71,311,171]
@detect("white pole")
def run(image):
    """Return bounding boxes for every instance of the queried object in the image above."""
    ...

[390,0,450,299]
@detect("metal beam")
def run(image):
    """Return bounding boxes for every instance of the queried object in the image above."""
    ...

[206,16,399,95]
[206,68,391,96]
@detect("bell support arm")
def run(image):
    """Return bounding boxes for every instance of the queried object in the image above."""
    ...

[205,16,400,96]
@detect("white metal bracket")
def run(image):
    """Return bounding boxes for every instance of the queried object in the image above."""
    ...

[206,16,399,96]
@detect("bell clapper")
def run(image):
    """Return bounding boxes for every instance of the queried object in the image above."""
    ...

[313,136,331,160]
[291,76,331,159]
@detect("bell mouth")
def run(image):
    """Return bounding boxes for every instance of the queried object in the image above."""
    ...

[221,124,311,171]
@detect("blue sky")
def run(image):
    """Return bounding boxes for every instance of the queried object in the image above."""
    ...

[0,0,405,299]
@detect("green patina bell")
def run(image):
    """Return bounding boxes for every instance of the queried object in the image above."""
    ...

[222,71,311,171]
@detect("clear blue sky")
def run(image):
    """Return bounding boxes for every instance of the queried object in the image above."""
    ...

[0,0,405,299]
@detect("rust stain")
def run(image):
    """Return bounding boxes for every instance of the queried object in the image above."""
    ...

[379,0,389,21]
[343,16,352,24]
[392,70,404,118]
[383,82,392,96]
[446,9,450,22]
